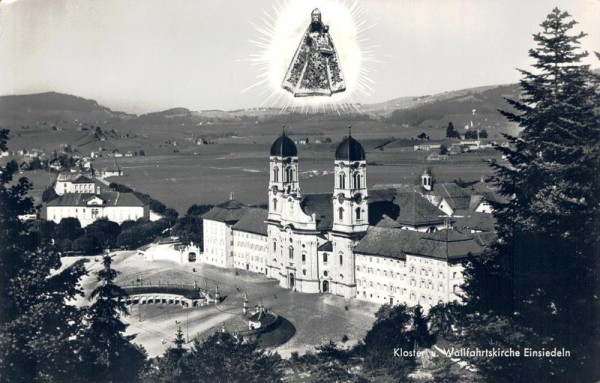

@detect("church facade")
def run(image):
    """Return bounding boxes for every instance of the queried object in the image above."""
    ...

[202,132,495,308]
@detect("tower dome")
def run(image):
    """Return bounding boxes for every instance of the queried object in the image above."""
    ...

[270,132,297,157]
[335,133,365,161]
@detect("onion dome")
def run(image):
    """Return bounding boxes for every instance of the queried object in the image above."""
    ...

[335,132,365,161]
[270,132,297,157]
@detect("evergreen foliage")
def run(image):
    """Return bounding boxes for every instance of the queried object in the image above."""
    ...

[457,8,600,382]
[147,332,281,383]
[82,255,148,382]
[445,122,460,138]
[0,128,89,382]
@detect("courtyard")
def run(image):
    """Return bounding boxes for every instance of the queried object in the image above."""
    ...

[72,251,381,358]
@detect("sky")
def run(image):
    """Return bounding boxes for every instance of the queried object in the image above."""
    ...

[0,0,599,114]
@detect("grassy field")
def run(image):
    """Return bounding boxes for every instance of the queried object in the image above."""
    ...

[5,118,505,214]
[91,142,500,213]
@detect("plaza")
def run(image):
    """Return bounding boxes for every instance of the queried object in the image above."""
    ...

[73,251,380,357]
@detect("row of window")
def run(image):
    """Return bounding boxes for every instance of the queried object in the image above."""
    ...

[272,166,295,183]
[337,207,363,220]
[337,172,363,190]
[356,255,404,267]
[356,266,404,279]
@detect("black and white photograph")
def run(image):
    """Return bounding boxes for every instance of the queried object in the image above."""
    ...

[0,0,598,382]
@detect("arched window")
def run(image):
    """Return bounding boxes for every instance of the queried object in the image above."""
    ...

[288,246,294,259]
[355,207,361,220]
[353,172,361,189]
[273,240,277,252]
[301,253,306,263]
[338,207,344,220]
[273,167,279,182]
[339,253,343,265]
[338,172,346,189]
[323,253,328,264]
[273,198,277,211]
[285,167,293,183]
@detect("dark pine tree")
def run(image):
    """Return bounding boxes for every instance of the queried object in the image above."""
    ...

[363,304,417,378]
[0,128,89,382]
[143,327,188,383]
[83,254,147,382]
[176,332,282,383]
[459,8,600,382]
[445,121,459,138]
[410,305,435,348]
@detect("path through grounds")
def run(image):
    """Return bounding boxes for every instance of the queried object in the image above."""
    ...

[67,251,380,357]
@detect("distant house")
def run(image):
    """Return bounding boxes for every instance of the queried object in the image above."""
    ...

[49,159,63,171]
[42,192,149,227]
[414,144,441,151]
[426,153,448,161]
[55,172,100,195]
[101,167,123,178]
[19,160,32,170]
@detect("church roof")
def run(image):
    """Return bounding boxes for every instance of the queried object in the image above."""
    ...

[355,227,484,261]
[300,193,333,231]
[202,199,248,223]
[46,192,145,207]
[375,214,403,229]
[467,182,507,209]
[454,212,496,232]
[318,241,333,251]
[430,183,471,211]
[395,192,445,226]
[232,208,268,236]
[270,133,297,157]
[335,135,365,161]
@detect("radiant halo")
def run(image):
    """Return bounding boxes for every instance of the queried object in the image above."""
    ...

[243,0,380,114]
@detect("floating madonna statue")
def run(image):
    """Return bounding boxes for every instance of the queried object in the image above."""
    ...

[282,8,346,97]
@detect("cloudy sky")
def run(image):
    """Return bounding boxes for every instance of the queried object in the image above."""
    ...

[1,0,598,113]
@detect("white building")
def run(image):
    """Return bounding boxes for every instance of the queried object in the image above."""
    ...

[55,172,100,195]
[202,197,247,268]
[354,228,481,307]
[200,132,494,308]
[232,208,269,274]
[43,192,148,227]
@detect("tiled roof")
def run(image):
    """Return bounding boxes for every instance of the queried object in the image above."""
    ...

[395,192,445,226]
[72,175,94,184]
[375,214,402,228]
[455,212,496,232]
[202,199,248,223]
[46,192,145,207]
[468,182,508,208]
[354,227,412,260]
[318,241,333,251]
[355,227,484,261]
[431,183,471,210]
[57,172,90,182]
[232,208,268,236]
